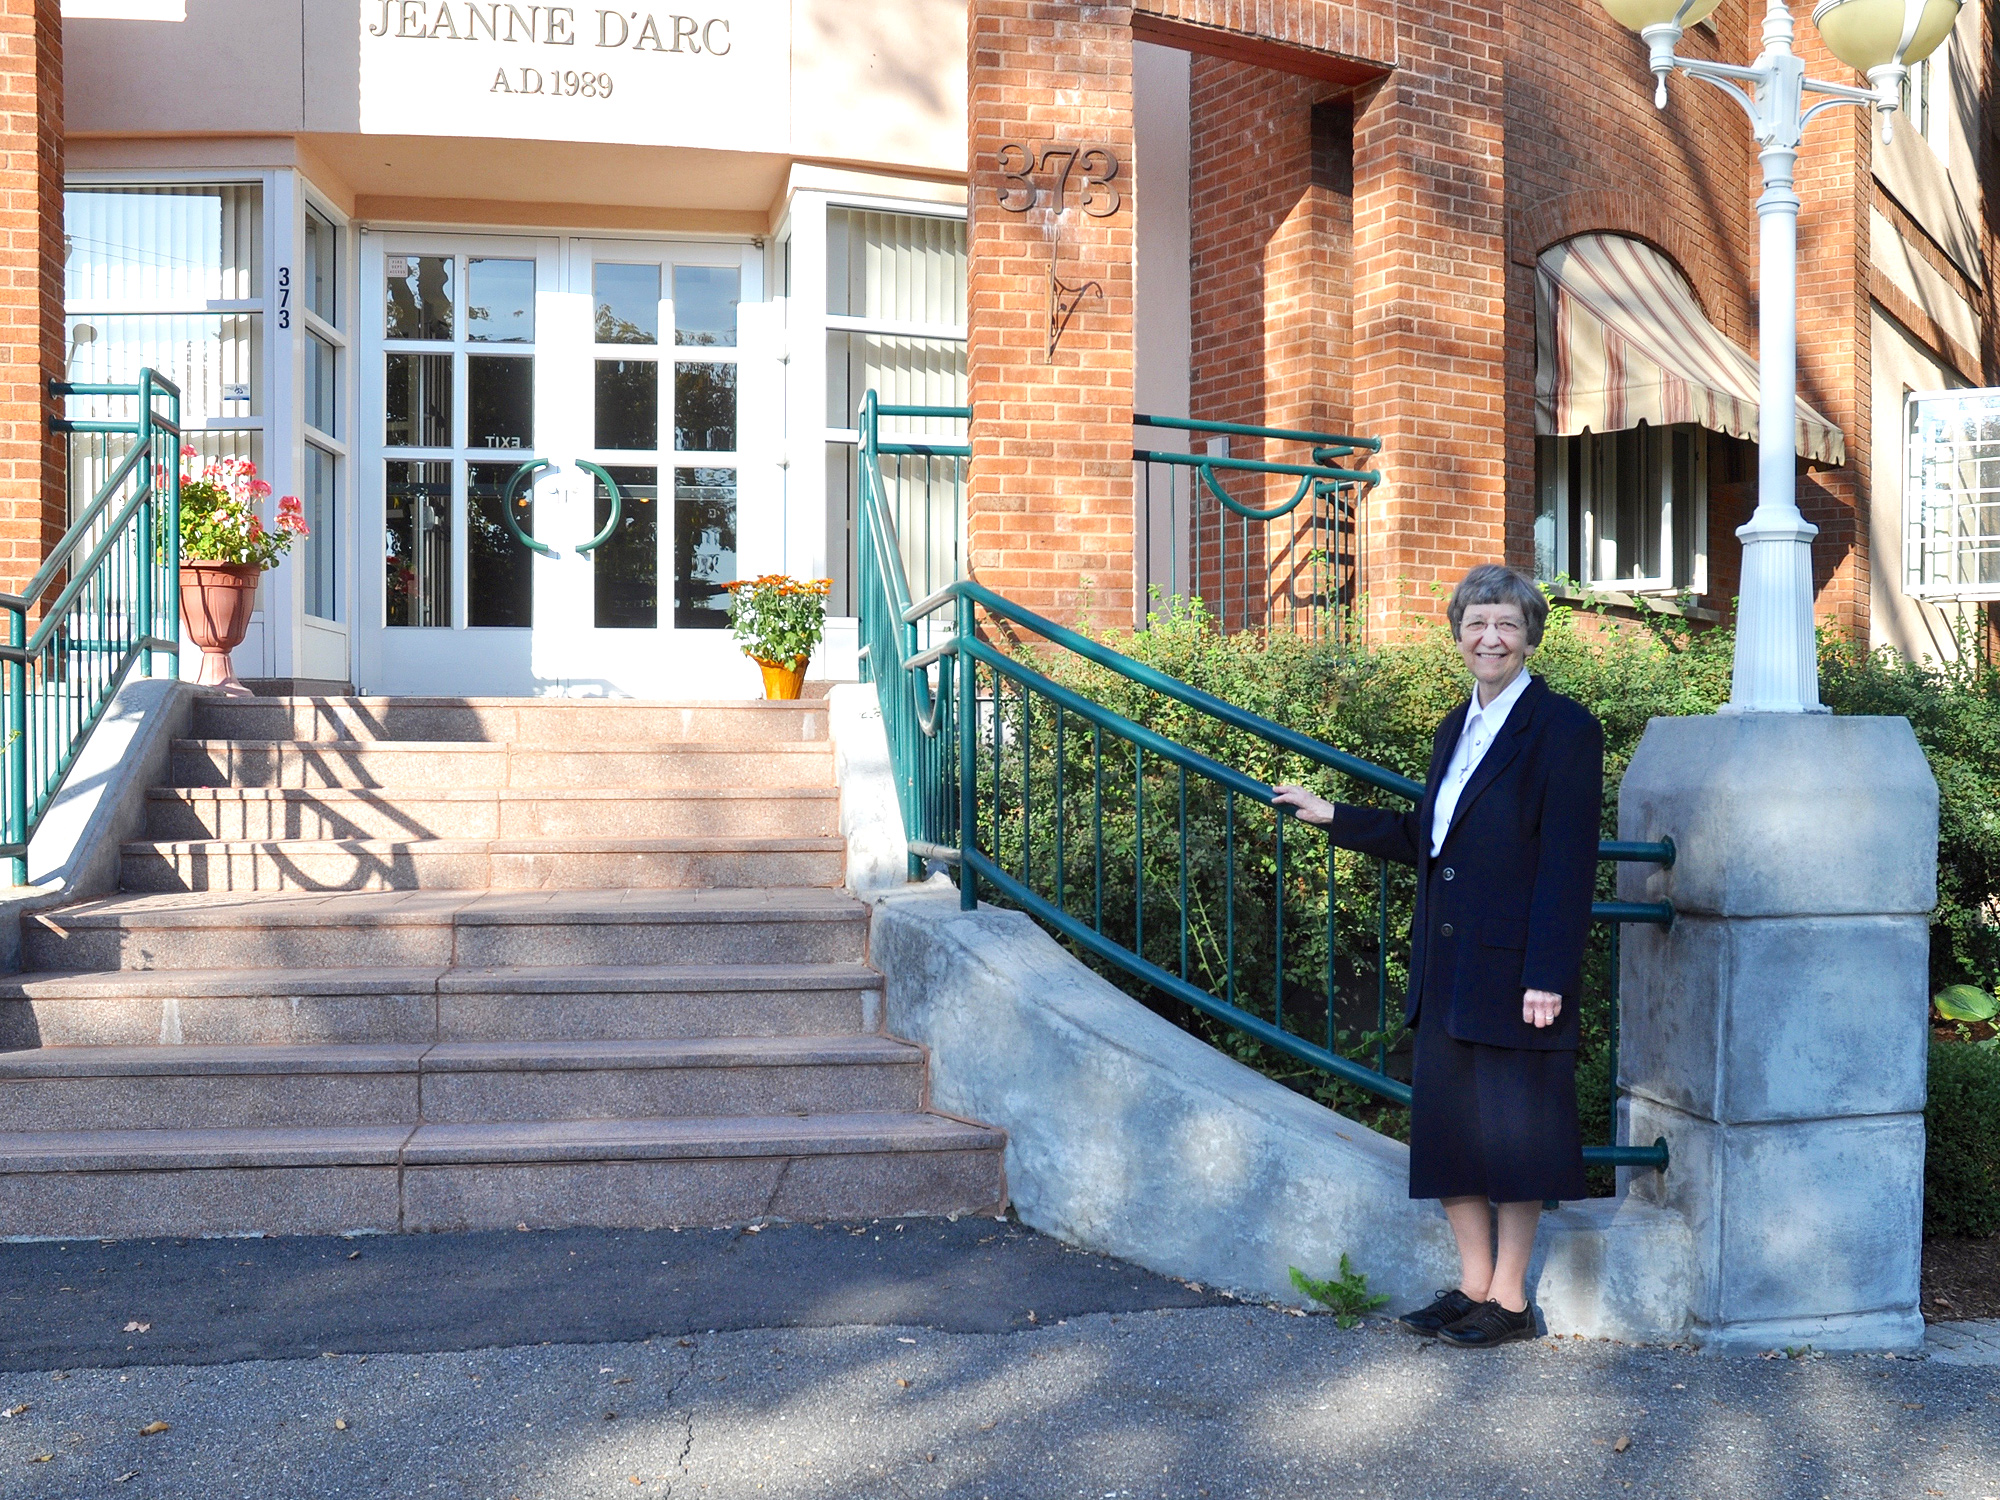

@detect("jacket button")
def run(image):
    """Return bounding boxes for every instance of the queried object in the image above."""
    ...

[1440,923,1454,938]
[1442,867,1455,881]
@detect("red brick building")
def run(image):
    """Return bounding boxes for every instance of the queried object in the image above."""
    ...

[14,0,1998,688]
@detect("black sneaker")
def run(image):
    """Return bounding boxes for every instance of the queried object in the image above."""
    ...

[1436,1300,1538,1347]
[1396,1288,1479,1338]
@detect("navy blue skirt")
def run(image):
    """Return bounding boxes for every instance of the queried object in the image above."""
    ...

[1408,1018,1587,1203]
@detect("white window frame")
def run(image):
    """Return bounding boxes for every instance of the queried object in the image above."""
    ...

[780,190,967,624]
[1903,386,2000,601]
[299,191,351,630]
[1535,422,1709,596]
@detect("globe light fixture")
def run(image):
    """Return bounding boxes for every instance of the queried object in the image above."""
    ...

[1593,0,1957,711]
[1813,0,1961,129]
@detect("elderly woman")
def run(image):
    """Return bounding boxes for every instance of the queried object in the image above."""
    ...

[1273,564,1603,1348]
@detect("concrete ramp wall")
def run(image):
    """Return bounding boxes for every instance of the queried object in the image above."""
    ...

[865,882,1697,1342]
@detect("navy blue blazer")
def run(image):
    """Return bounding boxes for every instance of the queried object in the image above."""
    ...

[1327,675,1604,1051]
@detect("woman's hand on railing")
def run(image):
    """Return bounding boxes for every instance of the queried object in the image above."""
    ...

[1271,784,1335,826]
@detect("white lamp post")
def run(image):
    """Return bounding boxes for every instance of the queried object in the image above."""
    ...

[1599,0,1960,712]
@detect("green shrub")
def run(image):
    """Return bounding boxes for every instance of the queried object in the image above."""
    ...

[1925,1039,2000,1238]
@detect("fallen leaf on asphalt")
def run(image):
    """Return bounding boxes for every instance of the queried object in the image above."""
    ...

[347,1251,360,1260]
[603,1411,618,1421]
[1613,1436,1631,1454]
[923,1453,936,1464]
[29,1452,51,1463]
[333,1419,347,1431]
[977,1420,997,1432]
[516,1223,528,1232]
[896,1338,917,1345]
[897,1379,911,1388]
[611,1377,633,1385]
[113,1473,138,1483]
[2,1403,27,1417]
[122,1322,150,1333]
[138,1421,170,1436]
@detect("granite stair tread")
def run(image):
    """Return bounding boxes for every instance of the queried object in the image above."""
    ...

[0,961,881,999]
[0,1034,921,1077]
[0,1112,1002,1174]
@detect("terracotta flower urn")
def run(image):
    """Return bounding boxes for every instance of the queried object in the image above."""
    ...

[179,562,260,697]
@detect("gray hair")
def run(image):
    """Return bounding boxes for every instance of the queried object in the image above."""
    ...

[1447,564,1549,647]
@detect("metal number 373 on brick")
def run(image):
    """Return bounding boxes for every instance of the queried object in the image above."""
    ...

[994,143,1123,217]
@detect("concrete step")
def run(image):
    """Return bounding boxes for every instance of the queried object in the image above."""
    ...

[0,963,880,1048]
[169,740,834,791]
[23,889,871,973]
[144,787,841,842]
[0,1112,1007,1237]
[191,697,830,746]
[0,1035,926,1131]
[119,836,848,894]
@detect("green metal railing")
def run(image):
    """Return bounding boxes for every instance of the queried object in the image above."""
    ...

[5,372,184,883]
[859,390,1672,1174]
[1135,413,1380,642]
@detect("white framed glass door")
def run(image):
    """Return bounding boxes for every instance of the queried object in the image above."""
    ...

[354,232,770,697]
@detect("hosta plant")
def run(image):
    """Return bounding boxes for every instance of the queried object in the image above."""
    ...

[179,446,307,568]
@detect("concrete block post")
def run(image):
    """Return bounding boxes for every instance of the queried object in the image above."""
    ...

[1615,714,1937,1352]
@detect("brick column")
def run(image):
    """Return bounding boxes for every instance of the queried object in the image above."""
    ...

[1351,3,1508,636]
[0,0,61,596]
[966,0,1136,628]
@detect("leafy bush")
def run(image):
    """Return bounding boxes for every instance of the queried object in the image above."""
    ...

[1925,1039,2000,1238]
[971,596,2000,1188]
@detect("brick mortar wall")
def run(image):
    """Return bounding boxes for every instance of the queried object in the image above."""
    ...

[967,0,1138,628]
[0,0,62,594]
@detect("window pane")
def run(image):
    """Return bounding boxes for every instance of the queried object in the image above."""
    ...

[468,355,533,450]
[65,183,262,304]
[1640,426,1663,582]
[596,359,659,450]
[303,208,337,325]
[467,461,534,628]
[675,467,736,629]
[595,263,659,344]
[305,330,336,436]
[675,362,736,452]
[1671,427,1701,589]
[63,313,261,423]
[385,352,452,447]
[826,208,965,326]
[386,255,452,340]
[825,330,965,431]
[303,443,339,622]
[385,460,451,627]
[594,465,658,629]
[1534,436,1559,583]
[467,257,535,343]
[673,265,738,347]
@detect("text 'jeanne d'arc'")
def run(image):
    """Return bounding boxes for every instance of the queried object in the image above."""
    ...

[368,3,734,54]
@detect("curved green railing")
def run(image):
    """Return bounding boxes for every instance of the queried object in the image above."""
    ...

[858,390,1672,1173]
[7,372,185,883]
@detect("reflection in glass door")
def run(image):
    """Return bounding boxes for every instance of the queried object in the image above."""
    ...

[580,244,745,649]
[358,233,764,697]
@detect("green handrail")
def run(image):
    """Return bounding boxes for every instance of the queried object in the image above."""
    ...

[573,460,625,556]
[8,371,184,881]
[858,389,1674,1174]
[500,459,559,559]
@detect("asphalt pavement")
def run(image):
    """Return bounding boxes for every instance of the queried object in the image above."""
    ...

[0,1220,1993,1500]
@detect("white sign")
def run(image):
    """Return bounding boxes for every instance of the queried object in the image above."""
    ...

[358,2,789,152]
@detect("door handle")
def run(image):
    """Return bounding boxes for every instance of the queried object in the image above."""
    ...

[501,458,561,559]
[573,460,624,556]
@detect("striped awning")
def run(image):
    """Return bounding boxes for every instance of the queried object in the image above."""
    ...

[1534,233,1846,465]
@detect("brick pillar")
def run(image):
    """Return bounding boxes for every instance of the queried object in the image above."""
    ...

[0,0,61,596]
[966,0,1136,628]
[1351,3,1508,637]
[1791,3,1872,643]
